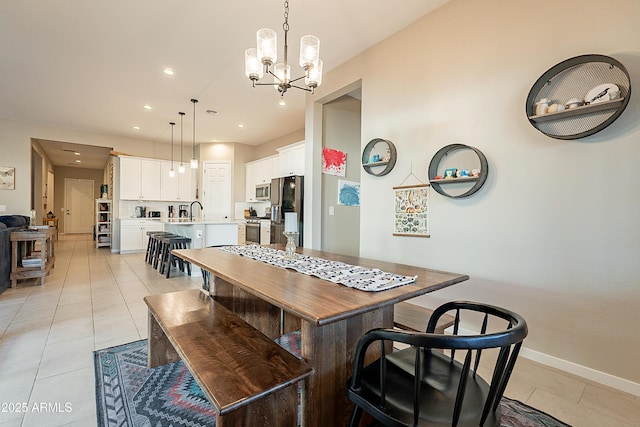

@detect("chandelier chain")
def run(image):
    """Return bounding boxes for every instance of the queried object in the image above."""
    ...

[283,0,289,32]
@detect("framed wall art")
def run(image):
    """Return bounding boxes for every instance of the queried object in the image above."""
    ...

[338,180,360,206]
[393,183,430,237]
[322,147,347,176]
[0,166,15,190]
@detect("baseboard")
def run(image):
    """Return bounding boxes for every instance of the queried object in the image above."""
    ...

[519,347,640,397]
[450,326,640,397]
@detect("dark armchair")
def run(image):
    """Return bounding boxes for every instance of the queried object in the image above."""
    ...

[347,301,528,427]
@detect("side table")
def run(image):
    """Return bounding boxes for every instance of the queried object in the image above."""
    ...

[10,227,56,288]
[43,217,59,240]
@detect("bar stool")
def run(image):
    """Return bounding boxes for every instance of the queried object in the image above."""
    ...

[159,235,192,278]
[146,231,171,265]
[151,233,180,270]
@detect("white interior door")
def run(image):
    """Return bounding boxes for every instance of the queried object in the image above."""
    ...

[64,178,94,233]
[202,161,231,221]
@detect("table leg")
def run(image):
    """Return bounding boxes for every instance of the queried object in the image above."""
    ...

[299,306,392,427]
[11,241,17,288]
[147,311,181,368]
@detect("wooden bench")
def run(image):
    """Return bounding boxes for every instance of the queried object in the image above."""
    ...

[394,301,455,334]
[144,289,313,427]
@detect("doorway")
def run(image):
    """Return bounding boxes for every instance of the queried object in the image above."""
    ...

[201,161,231,220]
[64,178,94,233]
[321,94,362,257]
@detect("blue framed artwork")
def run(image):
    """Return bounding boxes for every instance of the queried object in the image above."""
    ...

[338,180,360,206]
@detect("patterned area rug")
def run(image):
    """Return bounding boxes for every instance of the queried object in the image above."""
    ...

[94,333,570,427]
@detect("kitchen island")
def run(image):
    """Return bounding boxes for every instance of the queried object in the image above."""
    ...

[118,218,238,253]
[160,219,238,248]
[173,245,469,426]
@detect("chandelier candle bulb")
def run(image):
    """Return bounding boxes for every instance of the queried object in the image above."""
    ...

[305,59,323,88]
[274,63,290,90]
[285,212,297,233]
[245,48,263,80]
[299,35,320,68]
[257,28,277,65]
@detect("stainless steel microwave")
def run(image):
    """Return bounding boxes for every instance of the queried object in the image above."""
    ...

[255,183,270,201]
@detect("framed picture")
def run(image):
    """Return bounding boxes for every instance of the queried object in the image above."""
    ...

[393,184,430,237]
[0,166,15,190]
[322,147,347,177]
[338,180,360,206]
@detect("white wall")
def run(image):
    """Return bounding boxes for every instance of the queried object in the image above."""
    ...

[307,0,640,391]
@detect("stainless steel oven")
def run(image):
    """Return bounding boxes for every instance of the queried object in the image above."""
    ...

[245,220,260,244]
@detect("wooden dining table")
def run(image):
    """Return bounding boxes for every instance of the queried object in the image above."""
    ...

[173,245,469,427]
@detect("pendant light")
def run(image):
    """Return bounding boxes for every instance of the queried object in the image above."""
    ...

[190,99,198,169]
[169,122,176,177]
[244,0,322,96]
[178,111,186,174]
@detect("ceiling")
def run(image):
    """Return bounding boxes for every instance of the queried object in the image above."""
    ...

[2,0,448,167]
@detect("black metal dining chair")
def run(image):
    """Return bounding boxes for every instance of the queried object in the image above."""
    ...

[346,301,528,427]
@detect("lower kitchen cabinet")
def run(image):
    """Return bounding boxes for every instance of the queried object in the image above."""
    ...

[260,220,271,245]
[120,219,164,253]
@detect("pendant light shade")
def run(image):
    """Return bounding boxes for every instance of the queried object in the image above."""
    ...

[244,48,263,80]
[299,35,320,69]
[257,28,277,66]
[190,99,198,169]
[178,112,185,174]
[169,122,176,177]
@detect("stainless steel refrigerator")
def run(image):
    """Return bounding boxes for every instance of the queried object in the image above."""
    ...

[270,175,303,246]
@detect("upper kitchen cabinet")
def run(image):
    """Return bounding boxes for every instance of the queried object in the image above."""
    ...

[277,142,305,177]
[160,161,193,201]
[119,157,161,200]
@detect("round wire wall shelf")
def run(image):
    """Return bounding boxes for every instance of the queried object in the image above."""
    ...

[428,144,488,198]
[361,138,397,176]
[526,54,631,140]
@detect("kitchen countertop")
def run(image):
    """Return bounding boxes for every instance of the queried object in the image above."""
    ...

[159,219,237,225]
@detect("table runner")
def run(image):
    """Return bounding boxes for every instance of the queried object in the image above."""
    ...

[218,245,417,292]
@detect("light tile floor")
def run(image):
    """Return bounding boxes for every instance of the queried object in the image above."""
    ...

[0,234,638,426]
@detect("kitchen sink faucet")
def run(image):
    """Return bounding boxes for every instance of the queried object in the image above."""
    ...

[189,201,203,221]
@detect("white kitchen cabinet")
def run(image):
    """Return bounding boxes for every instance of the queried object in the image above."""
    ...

[120,219,164,253]
[160,161,193,201]
[277,142,305,176]
[255,156,274,184]
[260,220,271,245]
[245,161,258,202]
[119,157,161,200]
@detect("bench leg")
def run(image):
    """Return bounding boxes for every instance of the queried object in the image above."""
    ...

[147,312,181,368]
[216,383,299,427]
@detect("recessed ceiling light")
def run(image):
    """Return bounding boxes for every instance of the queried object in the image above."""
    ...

[163,68,174,76]
[238,124,244,128]
[133,126,140,130]
[75,159,81,163]
[278,100,287,106]
[74,151,80,155]
[143,105,152,110]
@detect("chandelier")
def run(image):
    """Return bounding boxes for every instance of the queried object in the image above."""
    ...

[244,0,323,96]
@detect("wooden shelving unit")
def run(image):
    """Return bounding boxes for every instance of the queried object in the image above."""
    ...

[96,199,112,248]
